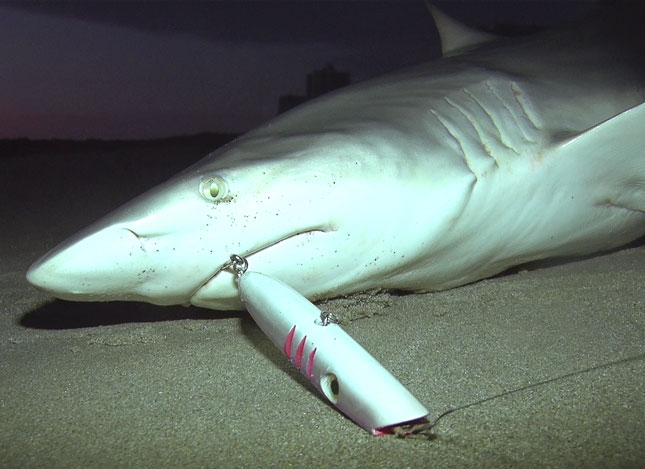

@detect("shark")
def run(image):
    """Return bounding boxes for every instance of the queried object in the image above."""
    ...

[26,6,645,311]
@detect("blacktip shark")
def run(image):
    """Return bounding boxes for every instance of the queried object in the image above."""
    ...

[27,5,645,311]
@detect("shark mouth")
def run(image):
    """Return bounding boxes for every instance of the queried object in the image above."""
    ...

[188,227,334,308]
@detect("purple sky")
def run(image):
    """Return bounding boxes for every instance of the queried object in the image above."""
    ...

[1,1,597,140]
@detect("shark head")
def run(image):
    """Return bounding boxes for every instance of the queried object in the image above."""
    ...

[26,127,448,310]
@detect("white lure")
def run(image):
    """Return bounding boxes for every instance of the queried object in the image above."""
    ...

[230,255,428,435]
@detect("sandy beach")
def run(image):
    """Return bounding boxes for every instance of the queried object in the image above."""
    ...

[1,139,643,467]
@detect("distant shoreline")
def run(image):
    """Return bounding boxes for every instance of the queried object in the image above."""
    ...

[0,132,239,157]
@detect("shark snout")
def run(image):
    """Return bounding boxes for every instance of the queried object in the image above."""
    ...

[26,226,155,302]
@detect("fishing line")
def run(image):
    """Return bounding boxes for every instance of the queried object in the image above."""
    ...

[394,352,645,440]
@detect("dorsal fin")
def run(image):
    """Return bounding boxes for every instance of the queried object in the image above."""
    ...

[426,2,498,56]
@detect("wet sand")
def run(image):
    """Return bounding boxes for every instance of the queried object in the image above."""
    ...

[1,139,643,467]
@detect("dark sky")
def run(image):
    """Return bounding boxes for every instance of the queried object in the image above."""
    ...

[1,1,597,140]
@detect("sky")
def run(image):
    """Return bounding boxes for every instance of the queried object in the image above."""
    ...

[0,1,598,140]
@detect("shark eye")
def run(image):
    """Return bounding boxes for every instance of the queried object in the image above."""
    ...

[200,176,228,202]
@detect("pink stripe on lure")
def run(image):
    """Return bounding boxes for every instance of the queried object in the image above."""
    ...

[284,325,296,359]
[283,327,316,379]
[306,348,317,380]
[295,336,307,368]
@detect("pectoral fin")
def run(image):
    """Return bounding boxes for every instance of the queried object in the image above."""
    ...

[554,102,645,213]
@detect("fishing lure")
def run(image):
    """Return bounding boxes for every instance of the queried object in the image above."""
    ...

[229,254,429,435]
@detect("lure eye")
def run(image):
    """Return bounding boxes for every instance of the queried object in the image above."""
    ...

[321,373,339,404]
[199,176,228,202]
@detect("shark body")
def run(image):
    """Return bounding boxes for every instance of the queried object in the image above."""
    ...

[27,8,645,310]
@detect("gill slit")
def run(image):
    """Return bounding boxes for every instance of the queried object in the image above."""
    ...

[430,108,477,180]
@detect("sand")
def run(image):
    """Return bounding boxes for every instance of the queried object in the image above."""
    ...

[1,139,643,467]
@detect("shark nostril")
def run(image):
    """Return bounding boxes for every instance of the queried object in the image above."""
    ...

[124,228,146,253]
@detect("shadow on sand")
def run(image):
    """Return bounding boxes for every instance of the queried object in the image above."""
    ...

[20,299,242,330]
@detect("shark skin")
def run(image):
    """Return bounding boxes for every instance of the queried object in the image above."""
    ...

[27,8,645,311]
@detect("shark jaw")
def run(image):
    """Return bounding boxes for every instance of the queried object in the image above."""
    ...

[26,226,335,309]
[188,228,336,310]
